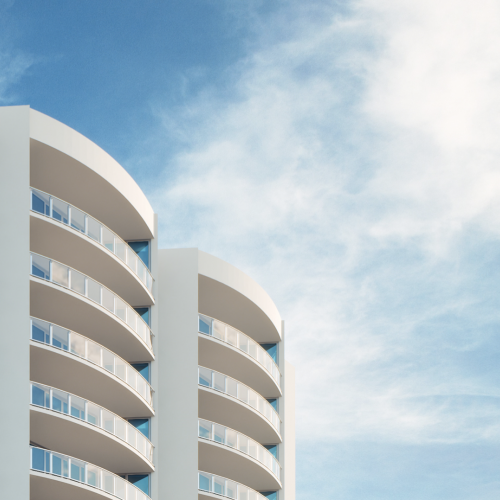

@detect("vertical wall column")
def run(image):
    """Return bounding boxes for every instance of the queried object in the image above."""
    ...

[157,248,199,500]
[149,215,159,500]
[0,105,31,498]
[284,360,296,500]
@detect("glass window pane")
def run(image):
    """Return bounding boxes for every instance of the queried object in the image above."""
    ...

[213,424,225,444]
[51,325,69,350]
[227,327,237,346]
[115,478,126,500]
[70,270,86,295]
[248,439,258,459]
[31,190,50,215]
[87,341,101,366]
[87,465,100,487]
[214,372,225,392]
[31,383,50,408]
[87,279,101,303]
[127,246,137,272]
[226,378,238,398]
[213,476,225,495]
[198,472,211,492]
[70,458,86,482]
[70,395,85,419]
[198,419,212,439]
[226,480,237,498]
[31,318,50,343]
[226,428,237,448]
[52,199,69,224]
[52,261,69,287]
[248,389,258,409]
[87,217,101,242]
[87,403,101,426]
[198,315,212,335]
[213,320,225,340]
[198,367,212,387]
[102,226,115,252]
[103,349,115,373]
[115,418,127,441]
[115,240,127,262]
[115,298,127,322]
[103,471,115,493]
[31,254,50,280]
[127,426,137,447]
[52,389,69,414]
[102,410,115,433]
[70,333,86,357]
[71,207,86,233]
[238,434,248,454]
[127,307,137,330]
[239,334,249,353]
[238,384,248,404]
[115,358,127,381]
[248,339,258,359]
[102,287,114,312]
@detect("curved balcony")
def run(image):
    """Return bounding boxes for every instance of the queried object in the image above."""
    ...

[30,317,153,417]
[30,382,153,472]
[30,446,150,500]
[31,187,153,298]
[198,314,281,397]
[198,419,281,491]
[30,252,154,361]
[198,366,281,442]
[198,471,267,500]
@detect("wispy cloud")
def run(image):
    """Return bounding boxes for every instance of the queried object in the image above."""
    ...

[146,0,500,496]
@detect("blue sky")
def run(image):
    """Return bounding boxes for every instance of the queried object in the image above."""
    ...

[3,0,500,498]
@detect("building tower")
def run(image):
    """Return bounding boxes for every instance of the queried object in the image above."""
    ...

[0,105,295,500]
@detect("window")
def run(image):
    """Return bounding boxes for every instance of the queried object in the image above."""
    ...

[128,241,150,269]
[261,343,278,363]
[128,418,150,439]
[131,363,150,383]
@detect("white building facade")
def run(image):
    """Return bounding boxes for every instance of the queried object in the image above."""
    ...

[0,105,295,500]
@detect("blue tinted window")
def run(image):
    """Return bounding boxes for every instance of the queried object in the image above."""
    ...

[199,473,210,491]
[31,448,45,471]
[134,308,150,326]
[129,418,150,439]
[261,344,277,363]
[31,386,46,407]
[128,241,150,269]
[132,363,149,383]
[199,317,211,335]
[267,399,278,411]
[32,324,47,343]
[32,193,49,215]
[128,475,149,495]
[265,445,278,459]
[261,493,277,500]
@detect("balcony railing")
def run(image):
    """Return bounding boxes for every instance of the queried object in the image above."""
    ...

[199,314,280,387]
[31,187,153,294]
[30,446,150,500]
[198,471,267,500]
[198,419,281,482]
[198,366,280,435]
[30,317,153,406]
[30,252,153,351]
[30,382,153,463]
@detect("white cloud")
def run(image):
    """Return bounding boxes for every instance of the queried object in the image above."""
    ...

[149,0,500,454]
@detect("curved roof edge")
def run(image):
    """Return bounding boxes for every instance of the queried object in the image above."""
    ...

[198,250,282,337]
[29,108,155,237]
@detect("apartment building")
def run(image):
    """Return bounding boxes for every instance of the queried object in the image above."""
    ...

[0,105,295,500]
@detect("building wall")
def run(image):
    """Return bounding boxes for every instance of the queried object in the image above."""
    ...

[157,248,199,500]
[0,105,31,498]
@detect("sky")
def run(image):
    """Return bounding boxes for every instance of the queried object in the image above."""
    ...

[3,0,500,498]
